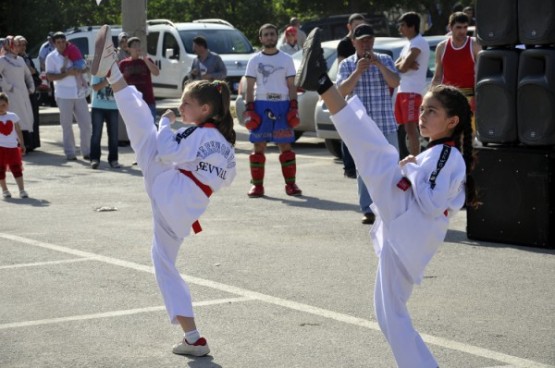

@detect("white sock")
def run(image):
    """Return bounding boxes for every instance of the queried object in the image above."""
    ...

[107,63,123,85]
[184,329,200,344]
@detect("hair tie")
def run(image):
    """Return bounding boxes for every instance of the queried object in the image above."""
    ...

[212,81,223,94]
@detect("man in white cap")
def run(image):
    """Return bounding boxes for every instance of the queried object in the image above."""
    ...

[116,32,130,61]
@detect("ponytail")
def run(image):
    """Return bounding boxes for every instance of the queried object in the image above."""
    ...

[182,80,236,145]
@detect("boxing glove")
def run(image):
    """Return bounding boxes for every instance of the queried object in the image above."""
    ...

[243,102,261,131]
[287,99,300,128]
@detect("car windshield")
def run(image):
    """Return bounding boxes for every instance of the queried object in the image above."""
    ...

[178,29,254,54]
[292,45,336,69]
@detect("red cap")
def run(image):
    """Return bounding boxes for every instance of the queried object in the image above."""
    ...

[285,26,297,35]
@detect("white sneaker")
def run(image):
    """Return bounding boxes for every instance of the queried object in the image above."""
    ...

[19,190,29,198]
[91,25,117,77]
[172,337,210,357]
[2,190,11,198]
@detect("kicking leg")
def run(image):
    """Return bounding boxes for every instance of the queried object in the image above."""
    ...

[91,24,166,184]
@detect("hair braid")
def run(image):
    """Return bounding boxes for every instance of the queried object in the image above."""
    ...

[429,85,480,208]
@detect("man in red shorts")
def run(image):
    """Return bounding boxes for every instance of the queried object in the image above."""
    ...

[394,12,429,157]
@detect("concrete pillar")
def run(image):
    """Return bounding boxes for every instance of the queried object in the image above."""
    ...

[121,0,147,45]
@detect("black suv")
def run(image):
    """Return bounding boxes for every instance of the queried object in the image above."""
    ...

[300,13,391,42]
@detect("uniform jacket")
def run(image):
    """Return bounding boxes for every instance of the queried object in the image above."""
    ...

[332,96,466,283]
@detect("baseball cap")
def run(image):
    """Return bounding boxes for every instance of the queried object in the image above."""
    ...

[285,26,297,35]
[118,32,129,42]
[52,31,66,40]
[348,13,365,24]
[14,35,27,44]
[353,24,374,39]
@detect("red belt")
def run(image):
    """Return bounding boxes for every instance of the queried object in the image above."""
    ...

[179,169,213,234]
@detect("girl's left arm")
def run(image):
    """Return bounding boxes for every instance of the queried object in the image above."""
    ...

[403,150,466,217]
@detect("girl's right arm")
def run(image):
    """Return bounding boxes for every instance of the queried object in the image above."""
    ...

[156,115,200,164]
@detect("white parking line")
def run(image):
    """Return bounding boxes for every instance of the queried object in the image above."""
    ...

[1,233,552,368]
[0,296,252,331]
[0,257,93,270]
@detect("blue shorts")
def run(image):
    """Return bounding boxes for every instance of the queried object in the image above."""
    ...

[249,100,295,144]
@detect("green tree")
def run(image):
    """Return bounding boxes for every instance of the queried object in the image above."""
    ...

[0,0,473,52]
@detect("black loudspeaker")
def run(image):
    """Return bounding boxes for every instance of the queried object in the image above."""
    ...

[518,0,555,45]
[476,0,519,46]
[467,146,555,248]
[517,49,555,145]
[475,49,519,144]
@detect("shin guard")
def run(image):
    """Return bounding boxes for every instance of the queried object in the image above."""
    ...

[249,152,265,185]
[279,150,297,184]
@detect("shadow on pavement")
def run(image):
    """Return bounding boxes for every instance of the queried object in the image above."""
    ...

[446,228,555,254]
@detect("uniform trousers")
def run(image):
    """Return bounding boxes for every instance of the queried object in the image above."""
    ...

[331,96,438,368]
[114,85,195,323]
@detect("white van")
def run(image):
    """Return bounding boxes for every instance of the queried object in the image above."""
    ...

[63,25,123,61]
[146,19,255,98]
[32,20,254,99]
[31,26,122,102]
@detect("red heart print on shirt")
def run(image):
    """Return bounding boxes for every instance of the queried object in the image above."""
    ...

[0,120,14,136]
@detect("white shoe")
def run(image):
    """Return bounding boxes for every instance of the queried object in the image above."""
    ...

[19,190,28,198]
[172,337,210,357]
[2,190,11,198]
[91,25,117,77]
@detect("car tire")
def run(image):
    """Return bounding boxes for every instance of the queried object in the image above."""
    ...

[324,139,343,159]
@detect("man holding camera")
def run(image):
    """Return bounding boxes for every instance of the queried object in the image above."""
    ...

[336,23,400,224]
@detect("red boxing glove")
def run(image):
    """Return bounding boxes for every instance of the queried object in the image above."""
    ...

[243,102,261,131]
[287,100,300,128]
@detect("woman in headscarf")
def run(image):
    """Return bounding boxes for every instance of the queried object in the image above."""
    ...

[14,35,41,151]
[0,36,35,151]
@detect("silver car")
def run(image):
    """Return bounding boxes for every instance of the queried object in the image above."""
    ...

[315,35,447,158]
[234,37,399,140]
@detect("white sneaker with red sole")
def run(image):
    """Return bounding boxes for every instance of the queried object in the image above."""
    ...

[172,337,210,357]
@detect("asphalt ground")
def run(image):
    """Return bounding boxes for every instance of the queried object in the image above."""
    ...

[1,106,554,368]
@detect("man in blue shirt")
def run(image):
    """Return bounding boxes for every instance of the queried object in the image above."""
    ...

[336,24,400,224]
[188,36,227,82]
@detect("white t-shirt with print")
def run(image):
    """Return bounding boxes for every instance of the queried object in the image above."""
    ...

[0,112,21,148]
[245,51,295,102]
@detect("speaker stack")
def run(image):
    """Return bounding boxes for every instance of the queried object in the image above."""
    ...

[468,0,555,248]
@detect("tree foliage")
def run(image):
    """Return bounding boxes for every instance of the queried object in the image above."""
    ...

[0,0,474,52]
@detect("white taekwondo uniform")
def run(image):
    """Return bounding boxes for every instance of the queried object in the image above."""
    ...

[331,96,466,368]
[114,85,236,323]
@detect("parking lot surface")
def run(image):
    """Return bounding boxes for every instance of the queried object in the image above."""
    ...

[1,117,554,368]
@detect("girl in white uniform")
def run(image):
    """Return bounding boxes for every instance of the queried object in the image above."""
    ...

[332,85,476,367]
[91,25,236,357]
[295,29,478,367]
